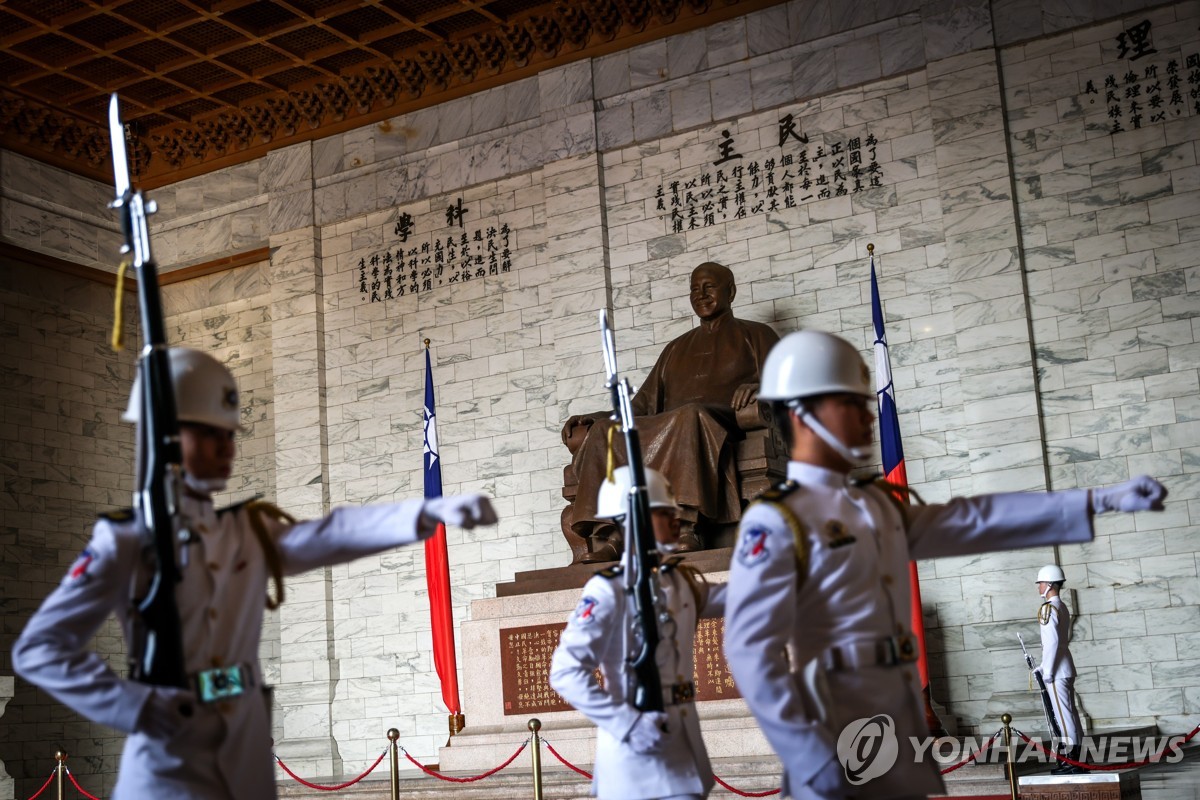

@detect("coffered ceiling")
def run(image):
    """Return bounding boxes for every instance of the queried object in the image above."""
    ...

[0,0,784,187]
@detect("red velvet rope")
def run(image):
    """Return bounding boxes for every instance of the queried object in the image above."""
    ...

[274,748,388,791]
[544,738,782,797]
[65,768,101,800]
[23,769,56,800]
[400,740,528,783]
[543,740,592,779]
[1015,724,1200,771]
[712,775,782,797]
[939,730,1001,775]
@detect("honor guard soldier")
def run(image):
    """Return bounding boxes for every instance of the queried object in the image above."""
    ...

[13,347,498,800]
[550,466,725,800]
[1035,564,1087,774]
[723,330,1167,800]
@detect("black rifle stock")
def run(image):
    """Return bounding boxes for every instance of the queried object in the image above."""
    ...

[1019,633,1062,741]
[109,94,188,689]
[599,311,664,713]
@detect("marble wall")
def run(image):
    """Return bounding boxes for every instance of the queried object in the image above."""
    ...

[1,0,1197,791]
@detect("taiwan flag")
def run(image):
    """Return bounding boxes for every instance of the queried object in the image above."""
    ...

[872,252,940,734]
[423,343,462,721]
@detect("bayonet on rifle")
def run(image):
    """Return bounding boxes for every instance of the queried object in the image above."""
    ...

[599,310,665,713]
[109,94,188,689]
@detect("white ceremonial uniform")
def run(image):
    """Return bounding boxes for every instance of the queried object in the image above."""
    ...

[549,557,720,800]
[13,493,428,800]
[724,461,1094,800]
[1038,595,1081,745]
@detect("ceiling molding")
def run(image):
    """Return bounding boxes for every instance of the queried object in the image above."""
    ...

[0,0,788,189]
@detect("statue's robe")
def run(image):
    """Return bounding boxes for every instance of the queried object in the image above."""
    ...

[570,314,780,533]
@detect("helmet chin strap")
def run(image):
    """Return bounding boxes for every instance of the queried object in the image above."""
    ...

[184,472,227,496]
[791,401,872,466]
[1040,585,1052,599]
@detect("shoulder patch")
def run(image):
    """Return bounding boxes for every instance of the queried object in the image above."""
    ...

[595,564,624,580]
[67,547,98,582]
[737,525,773,568]
[98,507,135,523]
[572,595,601,623]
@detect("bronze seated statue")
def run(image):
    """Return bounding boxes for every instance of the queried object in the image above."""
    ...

[559,262,786,564]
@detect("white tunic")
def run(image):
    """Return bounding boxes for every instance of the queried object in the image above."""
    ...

[1038,596,1076,680]
[724,461,1093,800]
[13,493,427,800]
[549,559,720,800]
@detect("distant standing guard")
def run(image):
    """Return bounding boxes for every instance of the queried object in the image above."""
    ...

[723,330,1167,799]
[13,347,498,800]
[1036,564,1087,775]
[550,466,724,800]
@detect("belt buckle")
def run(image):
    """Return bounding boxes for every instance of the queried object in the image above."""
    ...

[882,637,900,666]
[197,665,247,704]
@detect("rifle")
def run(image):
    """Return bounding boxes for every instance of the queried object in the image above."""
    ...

[599,310,664,713]
[108,94,188,689]
[1019,633,1061,741]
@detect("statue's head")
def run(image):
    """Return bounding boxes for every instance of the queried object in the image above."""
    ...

[689,262,736,321]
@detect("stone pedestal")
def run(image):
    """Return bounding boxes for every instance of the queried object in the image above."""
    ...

[438,558,777,774]
[0,676,13,800]
[1019,771,1141,799]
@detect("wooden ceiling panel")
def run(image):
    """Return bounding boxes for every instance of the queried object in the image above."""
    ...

[0,0,788,185]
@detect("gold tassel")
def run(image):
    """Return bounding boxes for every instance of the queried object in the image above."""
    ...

[110,259,130,352]
[605,423,619,483]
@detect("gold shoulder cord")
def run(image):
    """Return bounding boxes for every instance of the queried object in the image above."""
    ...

[675,563,707,622]
[759,500,809,586]
[870,477,926,533]
[245,500,294,610]
[1038,602,1053,625]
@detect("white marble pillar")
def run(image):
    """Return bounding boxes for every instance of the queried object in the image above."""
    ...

[263,141,342,776]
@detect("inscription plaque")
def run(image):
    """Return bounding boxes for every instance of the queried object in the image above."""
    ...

[499,618,740,716]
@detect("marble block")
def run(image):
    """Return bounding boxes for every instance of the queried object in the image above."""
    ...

[0,676,12,800]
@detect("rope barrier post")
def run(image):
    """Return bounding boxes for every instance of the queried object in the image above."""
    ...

[529,718,543,800]
[54,751,66,800]
[1001,713,1017,800]
[388,728,400,800]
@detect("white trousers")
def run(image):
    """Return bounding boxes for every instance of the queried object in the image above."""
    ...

[1049,677,1082,745]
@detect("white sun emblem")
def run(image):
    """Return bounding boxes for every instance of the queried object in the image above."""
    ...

[423,405,439,466]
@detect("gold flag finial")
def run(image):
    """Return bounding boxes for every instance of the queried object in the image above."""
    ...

[867,242,875,255]
[424,338,431,348]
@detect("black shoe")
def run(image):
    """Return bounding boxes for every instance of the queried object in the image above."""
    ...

[1051,745,1088,774]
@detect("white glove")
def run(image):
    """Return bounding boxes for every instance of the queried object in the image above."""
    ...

[1091,475,1167,514]
[135,686,196,740]
[418,494,499,538]
[808,754,851,794]
[626,711,669,754]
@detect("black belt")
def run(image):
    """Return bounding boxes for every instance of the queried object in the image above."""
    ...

[821,636,918,672]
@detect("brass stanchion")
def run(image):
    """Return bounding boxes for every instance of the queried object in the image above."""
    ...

[387,728,400,800]
[55,751,66,800]
[529,719,543,800]
[1001,713,1017,800]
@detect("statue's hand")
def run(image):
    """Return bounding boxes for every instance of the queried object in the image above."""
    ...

[731,383,760,410]
[562,413,597,446]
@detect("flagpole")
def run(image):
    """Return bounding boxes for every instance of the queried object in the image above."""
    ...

[868,244,946,737]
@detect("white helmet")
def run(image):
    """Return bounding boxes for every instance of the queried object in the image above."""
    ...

[759,330,873,402]
[1036,564,1066,584]
[123,347,242,431]
[596,466,677,520]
